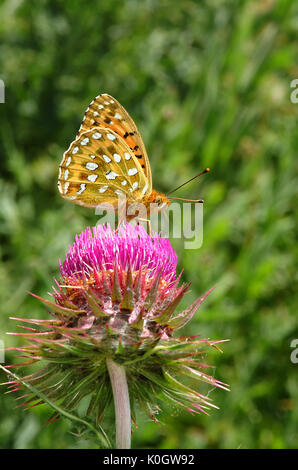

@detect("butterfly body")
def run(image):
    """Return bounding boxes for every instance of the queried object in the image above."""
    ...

[58,94,170,220]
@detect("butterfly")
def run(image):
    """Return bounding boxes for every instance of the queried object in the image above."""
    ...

[58,93,170,222]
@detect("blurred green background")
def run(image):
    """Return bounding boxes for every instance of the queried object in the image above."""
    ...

[0,0,297,449]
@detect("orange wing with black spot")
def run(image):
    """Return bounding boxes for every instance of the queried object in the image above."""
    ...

[77,93,152,186]
[58,128,151,208]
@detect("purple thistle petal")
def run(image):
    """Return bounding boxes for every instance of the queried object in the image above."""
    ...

[60,223,177,282]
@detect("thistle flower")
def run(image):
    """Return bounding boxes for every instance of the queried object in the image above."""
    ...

[3,224,228,448]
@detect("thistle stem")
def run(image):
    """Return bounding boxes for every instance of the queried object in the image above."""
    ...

[106,357,131,449]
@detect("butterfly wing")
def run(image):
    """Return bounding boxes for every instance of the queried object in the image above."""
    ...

[58,128,151,208]
[77,93,152,187]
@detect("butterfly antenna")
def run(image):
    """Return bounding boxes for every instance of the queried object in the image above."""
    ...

[167,168,210,196]
[168,197,204,203]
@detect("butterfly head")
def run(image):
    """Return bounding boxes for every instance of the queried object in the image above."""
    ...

[144,190,170,214]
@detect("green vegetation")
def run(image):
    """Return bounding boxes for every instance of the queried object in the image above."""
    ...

[0,0,297,449]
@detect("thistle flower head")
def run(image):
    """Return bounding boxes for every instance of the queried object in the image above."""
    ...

[6,223,228,440]
[61,223,177,282]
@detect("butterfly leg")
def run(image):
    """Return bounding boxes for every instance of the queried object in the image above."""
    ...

[137,217,152,236]
[116,216,125,232]
[115,199,130,232]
